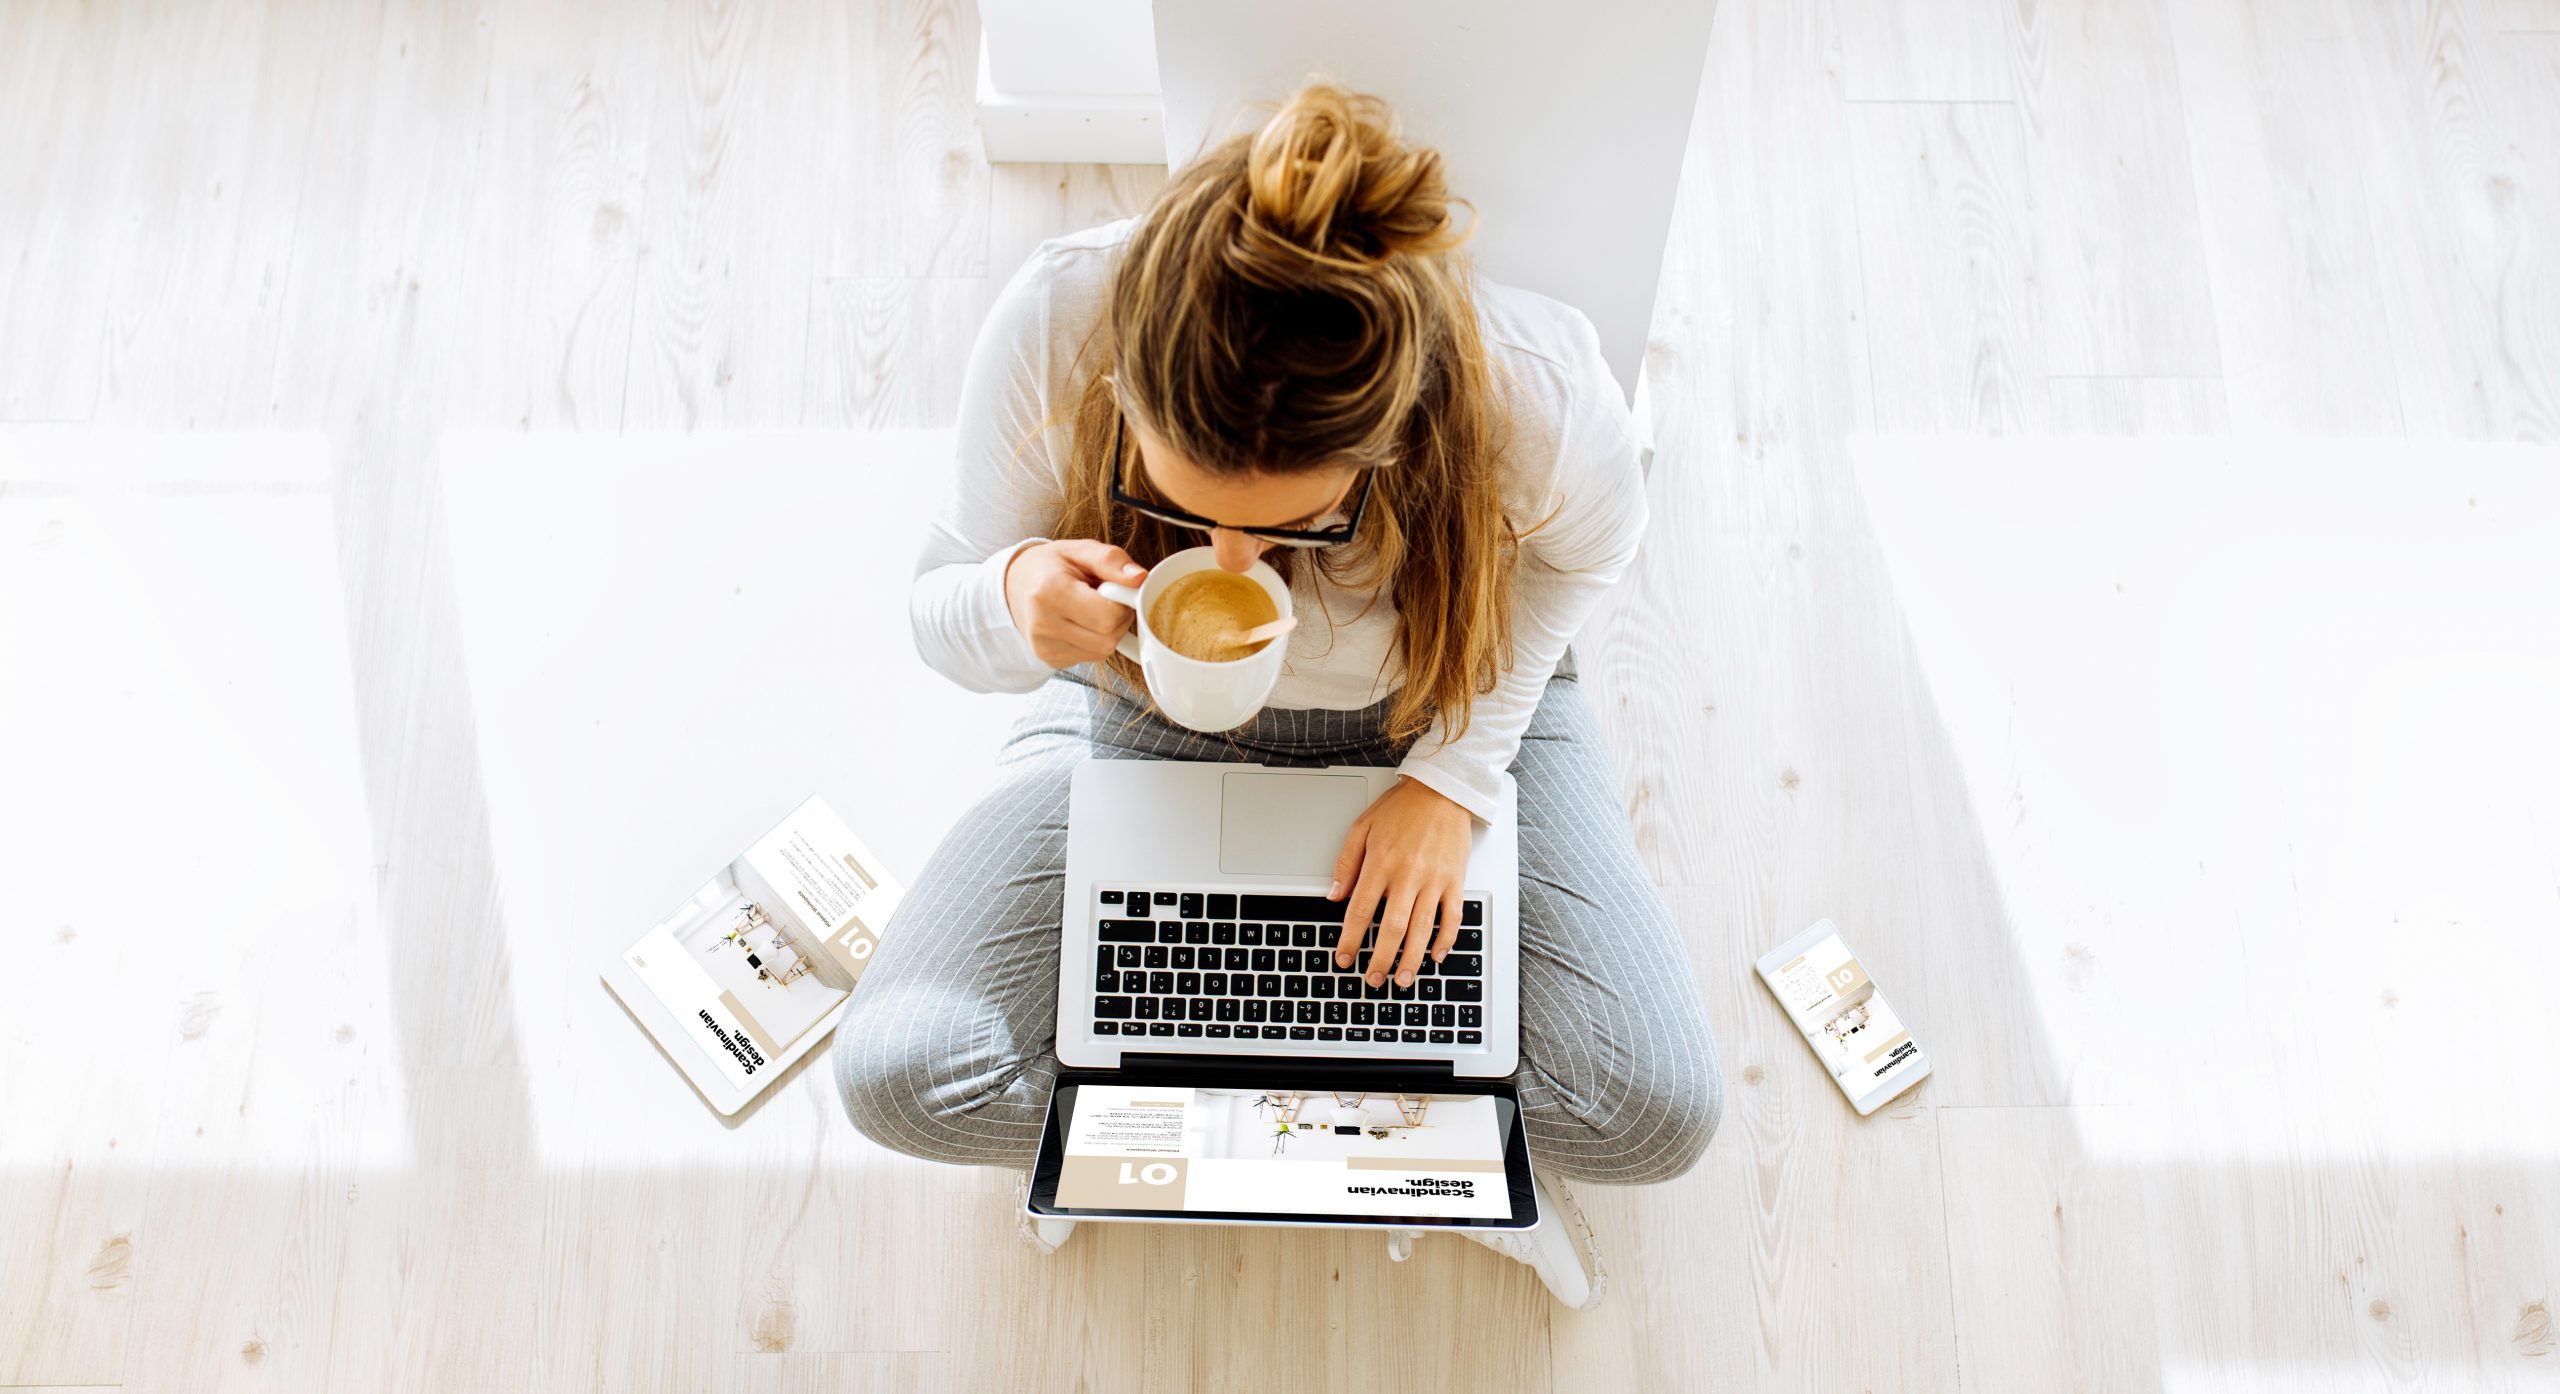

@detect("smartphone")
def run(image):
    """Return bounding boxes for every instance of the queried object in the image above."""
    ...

[1755,920,1930,1115]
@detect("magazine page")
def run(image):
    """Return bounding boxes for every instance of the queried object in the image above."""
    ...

[1054,1085,1514,1219]
[613,796,898,1100]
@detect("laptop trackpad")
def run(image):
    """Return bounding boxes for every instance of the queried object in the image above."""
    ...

[1220,773,1371,877]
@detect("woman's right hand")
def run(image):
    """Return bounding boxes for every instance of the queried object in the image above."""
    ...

[1003,539,1149,668]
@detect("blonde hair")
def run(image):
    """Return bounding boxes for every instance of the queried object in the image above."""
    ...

[1049,77,1518,744]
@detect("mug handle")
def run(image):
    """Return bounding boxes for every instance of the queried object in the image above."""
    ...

[1094,581,1145,663]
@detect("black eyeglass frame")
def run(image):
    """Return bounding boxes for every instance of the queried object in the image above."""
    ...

[1106,405,1375,549]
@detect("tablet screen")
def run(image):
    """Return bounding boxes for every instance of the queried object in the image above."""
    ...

[1034,1076,1532,1227]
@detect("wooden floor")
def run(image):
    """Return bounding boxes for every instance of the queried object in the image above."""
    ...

[5,0,2558,1390]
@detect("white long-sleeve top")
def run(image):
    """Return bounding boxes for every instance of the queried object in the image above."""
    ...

[911,218,1647,824]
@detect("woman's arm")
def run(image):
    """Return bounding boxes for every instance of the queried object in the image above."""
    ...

[1396,333,1649,823]
[910,251,1074,693]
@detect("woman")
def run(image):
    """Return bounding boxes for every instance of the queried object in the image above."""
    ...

[836,80,1720,1300]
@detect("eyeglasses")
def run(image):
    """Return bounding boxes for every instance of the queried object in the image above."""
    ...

[1106,396,1373,549]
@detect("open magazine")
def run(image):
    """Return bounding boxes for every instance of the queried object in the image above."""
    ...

[604,796,900,1114]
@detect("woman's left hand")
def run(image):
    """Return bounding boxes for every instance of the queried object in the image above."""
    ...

[1328,778,1474,988]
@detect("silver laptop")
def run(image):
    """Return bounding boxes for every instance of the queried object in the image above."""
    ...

[1059,760,1519,1077]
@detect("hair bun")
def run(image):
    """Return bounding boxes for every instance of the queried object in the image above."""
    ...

[1241,79,1471,266]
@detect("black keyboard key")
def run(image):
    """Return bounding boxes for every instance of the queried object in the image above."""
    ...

[1117,945,1143,969]
[1292,924,1319,948]
[1179,1022,1203,1037]
[1298,1002,1324,1025]
[1096,967,1118,993]
[1177,972,1201,995]
[1094,1020,1119,1035]
[1207,1023,1232,1038]
[1158,924,1185,944]
[1093,996,1133,1018]
[1284,974,1310,997]
[1430,1030,1454,1044]
[1207,893,1236,919]
[1416,954,1435,976]
[1243,1000,1268,1023]
[1460,1005,1481,1028]
[1376,1004,1401,1027]
[1224,947,1249,971]
[1240,893,1346,922]
[1100,890,1123,905]
[1309,975,1335,999]
[1418,979,1443,1001]
[1256,974,1282,997]
[1252,948,1277,973]
[1203,972,1227,995]
[1445,979,1483,1002]
[1216,997,1240,1022]
[1347,1028,1371,1041]
[1455,929,1482,952]
[1150,1022,1174,1037]
[1239,924,1264,945]
[1277,949,1302,973]
[1097,919,1154,942]
[1462,900,1483,926]
[1186,921,1210,944]
[1324,1000,1348,1024]
[1149,971,1174,996]
[1160,997,1186,1021]
[1290,1026,1316,1041]
[1145,945,1169,969]
[1318,1027,1343,1041]
[1391,979,1416,1001]
[1123,891,1148,915]
[1212,922,1236,945]
[1362,977,1389,1000]
[1458,1030,1482,1044]
[1179,893,1204,918]
[1431,1004,1455,1027]
[1260,1024,1287,1040]
[1171,946,1196,970]
[1443,954,1482,977]
[1133,997,1159,1019]
[1187,997,1211,1021]
[1401,1029,1427,1044]
[1352,1002,1375,1025]
[1337,975,1362,999]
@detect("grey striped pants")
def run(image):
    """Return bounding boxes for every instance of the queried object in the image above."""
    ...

[833,669,1722,1185]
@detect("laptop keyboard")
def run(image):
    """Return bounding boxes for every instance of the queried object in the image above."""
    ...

[1087,887,1487,1049]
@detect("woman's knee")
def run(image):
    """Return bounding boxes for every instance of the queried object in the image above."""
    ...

[832,990,1038,1166]
[1534,1021,1725,1185]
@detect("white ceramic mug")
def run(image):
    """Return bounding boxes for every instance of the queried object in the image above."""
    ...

[1095,546,1293,733]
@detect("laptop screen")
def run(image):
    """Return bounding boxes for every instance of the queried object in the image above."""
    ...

[1030,1070,1536,1229]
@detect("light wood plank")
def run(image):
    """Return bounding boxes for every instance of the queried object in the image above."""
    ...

[2493,1,2560,31]
[441,0,665,430]
[829,0,989,278]
[1939,1108,2164,1394]
[803,278,984,428]
[2046,377,2230,433]
[621,0,813,429]
[734,1351,943,1394]
[93,2,323,428]
[1836,0,2018,100]
[0,1,130,420]
[2164,0,2405,433]
[1848,101,2048,434]
[2328,0,2560,441]
[264,0,498,428]
[2013,0,2223,378]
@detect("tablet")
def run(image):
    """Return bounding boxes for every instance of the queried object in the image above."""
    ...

[1027,1067,1539,1231]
